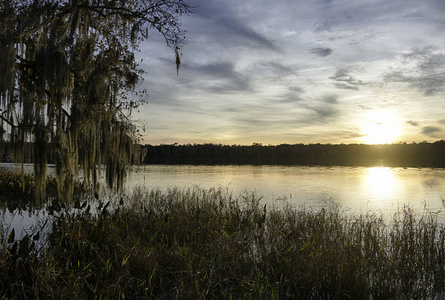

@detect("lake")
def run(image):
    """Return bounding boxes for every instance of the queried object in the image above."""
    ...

[2,164,445,236]
[125,165,445,219]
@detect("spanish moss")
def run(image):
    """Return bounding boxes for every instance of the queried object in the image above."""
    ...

[0,0,192,202]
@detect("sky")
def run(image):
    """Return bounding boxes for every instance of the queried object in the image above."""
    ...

[135,0,445,146]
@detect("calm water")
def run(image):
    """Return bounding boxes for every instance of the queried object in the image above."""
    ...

[126,165,445,218]
[3,164,445,236]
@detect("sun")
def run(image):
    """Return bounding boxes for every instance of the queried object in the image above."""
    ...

[361,110,400,144]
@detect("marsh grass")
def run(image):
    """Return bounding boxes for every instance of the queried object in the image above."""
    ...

[2,181,445,298]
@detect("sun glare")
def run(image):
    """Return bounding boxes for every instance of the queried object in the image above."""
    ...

[361,110,400,144]
[363,167,398,201]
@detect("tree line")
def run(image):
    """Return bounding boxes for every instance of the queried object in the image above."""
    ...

[142,141,445,167]
[4,141,445,168]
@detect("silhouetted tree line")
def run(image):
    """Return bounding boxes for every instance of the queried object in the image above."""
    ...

[3,141,445,168]
[142,141,445,167]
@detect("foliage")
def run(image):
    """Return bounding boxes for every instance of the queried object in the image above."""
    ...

[2,186,445,298]
[143,140,445,167]
[0,169,92,210]
[0,0,192,201]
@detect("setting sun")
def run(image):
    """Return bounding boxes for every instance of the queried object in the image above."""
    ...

[361,110,401,144]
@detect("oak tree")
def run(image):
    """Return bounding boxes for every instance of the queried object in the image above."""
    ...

[0,0,192,201]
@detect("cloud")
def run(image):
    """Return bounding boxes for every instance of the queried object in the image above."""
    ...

[384,47,445,96]
[311,105,338,119]
[268,85,305,104]
[276,93,304,104]
[193,1,280,52]
[333,83,359,90]
[310,47,333,57]
[183,61,252,93]
[321,94,338,104]
[227,92,341,135]
[329,67,366,90]
[191,61,238,78]
[250,62,297,81]
[402,46,445,71]
[261,62,296,75]
[385,71,445,96]
[138,0,445,145]
[218,17,279,51]
[303,94,340,121]
[422,126,442,138]
[359,105,372,110]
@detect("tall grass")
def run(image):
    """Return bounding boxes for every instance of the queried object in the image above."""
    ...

[1,183,445,298]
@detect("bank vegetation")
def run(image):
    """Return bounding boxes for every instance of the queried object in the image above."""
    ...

[142,140,445,167]
[1,170,445,299]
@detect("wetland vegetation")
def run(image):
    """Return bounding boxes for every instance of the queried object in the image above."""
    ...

[2,169,445,299]
[2,1,445,299]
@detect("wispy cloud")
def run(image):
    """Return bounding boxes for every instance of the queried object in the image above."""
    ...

[136,0,445,145]
[301,94,340,122]
[310,47,333,57]
[384,47,445,96]
[183,61,252,94]
[217,17,280,52]
[321,94,339,104]
[192,0,280,52]
[422,126,442,138]
[329,67,366,90]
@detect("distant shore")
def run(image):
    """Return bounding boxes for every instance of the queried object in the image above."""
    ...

[142,140,445,168]
[3,140,445,168]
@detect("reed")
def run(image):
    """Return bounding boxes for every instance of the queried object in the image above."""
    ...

[1,183,445,299]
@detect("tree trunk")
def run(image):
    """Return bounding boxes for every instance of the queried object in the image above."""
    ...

[54,129,77,201]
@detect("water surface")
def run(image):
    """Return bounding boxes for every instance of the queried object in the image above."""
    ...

[2,164,445,235]
[126,165,445,219]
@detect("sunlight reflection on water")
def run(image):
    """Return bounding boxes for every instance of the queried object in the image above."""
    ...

[364,167,398,199]
[358,167,401,214]
[2,164,445,236]
[125,165,445,221]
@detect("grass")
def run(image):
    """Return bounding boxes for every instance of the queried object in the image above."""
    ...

[1,170,445,298]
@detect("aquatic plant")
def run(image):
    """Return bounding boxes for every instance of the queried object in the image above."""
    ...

[1,186,445,298]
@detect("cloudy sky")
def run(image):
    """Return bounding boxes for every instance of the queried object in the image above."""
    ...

[135,0,445,145]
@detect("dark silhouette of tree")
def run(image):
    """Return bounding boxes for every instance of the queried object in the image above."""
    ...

[0,0,192,201]
[142,141,445,168]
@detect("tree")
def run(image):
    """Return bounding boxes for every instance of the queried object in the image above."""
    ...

[0,0,192,202]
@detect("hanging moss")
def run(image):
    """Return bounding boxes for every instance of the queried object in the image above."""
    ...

[0,0,192,202]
